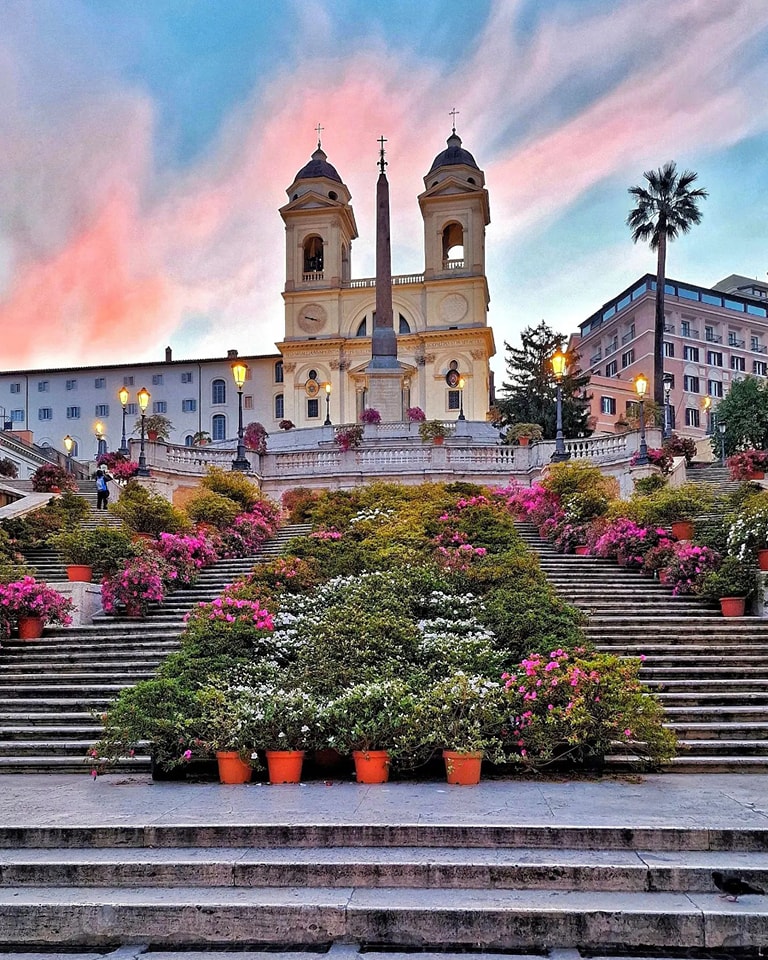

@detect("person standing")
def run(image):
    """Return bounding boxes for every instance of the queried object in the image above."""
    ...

[95,470,109,510]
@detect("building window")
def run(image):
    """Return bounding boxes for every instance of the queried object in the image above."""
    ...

[275,394,284,419]
[38,408,52,421]
[605,360,618,377]
[66,379,77,391]
[123,375,134,387]
[211,414,226,441]
[707,351,723,367]
[94,377,106,389]
[125,403,137,416]
[731,355,746,372]
[307,398,319,419]
[274,361,284,384]
[621,349,634,368]
[152,374,164,386]
[38,380,49,393]
[184,434,194,446]
[356,318,367,337]
[681,320,691,337]
[607,335,618,354]
[10,409,23,422]
[683,375,700,393]
[243,395,253,410]
[9,383,21,394]
[685,408,700,428]
[95,404,109,417]
[752,335,761,351]
[181,372,193,384]
[754,360,768,377]
[66,406,80,419]
[182,399,196,413]
[399,315,411,334]
[212,379,226,404]
[663,342,675,358]
[600,396,616,415]
[153,401,167,414]
[683,346,699,362]
[447,390,460,410]
[708,380,724,398]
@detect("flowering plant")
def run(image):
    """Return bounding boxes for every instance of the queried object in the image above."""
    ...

[727,507,768,559]
[418,419,451,442]
[552,522,589,554]
[360,408,381,424]
[30,463,77,493]
[727,449,768,480]
[152,532,217,586]
[243,421,268,455]
[101,554,167,615]
[279,419,295,431]
[589,518,662,566]
[334,424,364,451]
[239,683,325,751]
[406,406,426,422]
[418,671,508,762]
[220,511,276,558]
[641,538,676,577]
[325,679,419,756]
[662,542,721,596]
[0,577,73,626]
[184,594,274,631]
[631,448,672,474]
[663,434,697,465]
[96,452,139,482]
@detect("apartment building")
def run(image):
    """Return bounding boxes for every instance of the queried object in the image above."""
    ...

[573,273,768,436]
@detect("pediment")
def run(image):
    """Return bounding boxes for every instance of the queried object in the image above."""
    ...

[419,176,482,201]
[280,191,344,213]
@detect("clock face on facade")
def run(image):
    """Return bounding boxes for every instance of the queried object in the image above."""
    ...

[439,293,468,324]
[297,303,328,334]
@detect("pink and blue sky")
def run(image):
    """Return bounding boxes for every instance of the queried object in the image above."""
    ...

[2,0,768,378]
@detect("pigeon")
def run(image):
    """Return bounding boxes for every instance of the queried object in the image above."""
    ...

[712,871,764,901]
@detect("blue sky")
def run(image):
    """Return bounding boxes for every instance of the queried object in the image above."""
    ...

[1,0,767,380]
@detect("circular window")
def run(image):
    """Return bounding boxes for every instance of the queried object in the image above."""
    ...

[329,191,338,200]
[308,369,318,381]
[449,360,459,370]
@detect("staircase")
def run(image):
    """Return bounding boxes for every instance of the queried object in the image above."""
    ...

[516,522,768,772]
[0,523,312,773]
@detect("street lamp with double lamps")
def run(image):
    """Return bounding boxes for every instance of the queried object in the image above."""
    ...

[550,349,570,462]
[633,373,650,465]
[458,377,466,421]
[137,387,151,476]
[63,435,74,474]
[718,420,727,468]
[94,421,105,459]
[662,373,674,440]
[118,386,130,455]
[324,382,332,426]
[231,360,251,472]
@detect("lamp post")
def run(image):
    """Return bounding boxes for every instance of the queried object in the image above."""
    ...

[702,396,713,436]
[634,373,649,465]
[662,373,673,440]
[324,382,332,426]
[118,386,130,455]
[63,434,73,474]
[231,360,250,472]
[137,387,151,476]
[550,349,570,462]
[458,377,466,421]
[94,421,104,459]
[718,420,727,468]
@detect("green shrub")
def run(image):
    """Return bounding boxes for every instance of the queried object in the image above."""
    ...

[50,527,136,576]
[201,466,261,511]
[110,481,190,535]
[634,474,667,496]
[184,489,240,529]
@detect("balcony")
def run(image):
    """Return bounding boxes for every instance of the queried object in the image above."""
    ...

[442,258,465,270]
[621,330,635,345]
[728,336,745,348]
[705,333,723,343]
[681,328,700,339]
[590,350,602,365]
[302,271,324,283]
[753,344,768,355]
[664,324,675,334]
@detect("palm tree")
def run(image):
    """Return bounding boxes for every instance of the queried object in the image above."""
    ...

[627,162,707,406]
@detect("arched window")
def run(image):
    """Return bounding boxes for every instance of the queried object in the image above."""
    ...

[356,317,367,337]
[398,314,411,334]
[274,361,284,384]
[303,235,324,274]
[212,379,226,405]
[70,440,79,457]
[211,414,227,441]
[184,434,194,447]
[442,222,464,265]
[275,394,284,420]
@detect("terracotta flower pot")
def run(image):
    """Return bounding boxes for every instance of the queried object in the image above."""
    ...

[574,546,588,556]
[442,750,483,786]
[747,470,765,480]
[517,436,530,446]
[215,751,252,784]
[720,597,746,618]
[352,749,390,784]
[758,549,768,572]
[671,521,694,541]
[17,616,44,640]
[147,430,158,442]
[66,564,93,583]
[433,436,444,446]
[266,749,305,784]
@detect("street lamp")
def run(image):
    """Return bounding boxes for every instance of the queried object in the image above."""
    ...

[118,386,130,455]
[324,382,332,426]
[702,396,713,436]
[634,373,649,465]
[231,359,250,472]
[63,434,73,474]
[662,373,674,440]
[550,349,570,462]
[458,377,466,421]
[718,420,727,468]
[94,421,105,459]
[137,387,151,476]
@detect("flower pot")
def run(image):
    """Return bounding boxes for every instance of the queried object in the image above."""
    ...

[433,436,444,446]
[517,436,530,446]
[442,750,483,786]
[747,470,766,480]
[758,549,768,572]
[147,430,158,442]
[66,564,93,583]
[720,597,746,618]
[215,751,252,784]
[658,570,670,584]
[17,616,44,640]
[574,546,589,556]
[671,521,694,541]
[123,603,144,619]
[352,749,390,784]
[266,749,305,784]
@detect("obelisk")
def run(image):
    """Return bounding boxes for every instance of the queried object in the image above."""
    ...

[365,136,403,421]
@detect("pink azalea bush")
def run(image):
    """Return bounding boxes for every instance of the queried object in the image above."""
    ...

[334,424,363,451]
[630,448,672,474]
[183,594,274,630]
[243,422,268,455]
[101,554,167,615]
[727,449,768,480]
[661,542,721,596]
[406,406,426,423]
[0,577,73,634]
[152,532,217,587]
[218,500,282,558]
[360,408,381,424]
[97,452,139,482]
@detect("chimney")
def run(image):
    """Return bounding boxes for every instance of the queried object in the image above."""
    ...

[165,346,172,362]
[227,349,239,359]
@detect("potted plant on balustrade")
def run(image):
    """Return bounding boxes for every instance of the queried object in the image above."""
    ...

[333,424,364,452]
[0,576,73,640]
[727,505,768,571]
[360,408,381,425]
[134,413,173,443]
[325,679,420,784]
[418,671,508,785]
[50,527,136,582]
[504,423,543,447]
[406,406,426,426]
[418,420,453,446]
[727,449,768,481]
[698,556,759,618]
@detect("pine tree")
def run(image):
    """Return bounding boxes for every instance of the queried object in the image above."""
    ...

[495,321,591,439]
